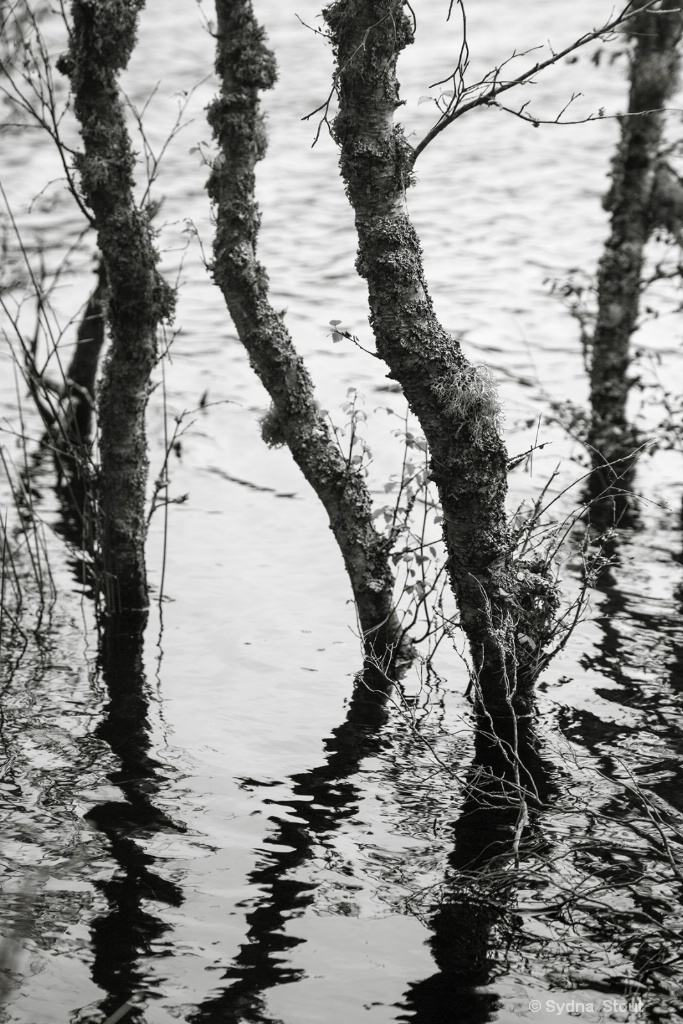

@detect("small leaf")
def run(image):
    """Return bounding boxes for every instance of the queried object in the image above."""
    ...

[418,95,433,106]
[329,319,342,326]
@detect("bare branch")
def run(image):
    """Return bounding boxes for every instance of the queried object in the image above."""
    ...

[413,0,663,162]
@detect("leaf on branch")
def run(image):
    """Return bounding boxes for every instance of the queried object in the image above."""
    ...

[418,95,433,106]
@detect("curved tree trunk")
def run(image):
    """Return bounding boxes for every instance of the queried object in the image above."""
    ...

[59,1,175,612]
[589,0,683,518]
[323,0,560,728]
[207,0,408,665]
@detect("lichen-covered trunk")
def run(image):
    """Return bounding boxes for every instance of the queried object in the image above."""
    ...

[60,2,174,612]
[589,0,683,515]
[207,0,407,664]
[324,0,559,724]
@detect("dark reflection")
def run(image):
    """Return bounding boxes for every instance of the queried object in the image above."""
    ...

[189,664,397,1024]
[570,529,683,762]
[47,421,186,1020]
[5,430,186,1021]
[551,528,683,1000]
[83,609,186,1024]
[398,716,556,1024]
[587,457,639,533]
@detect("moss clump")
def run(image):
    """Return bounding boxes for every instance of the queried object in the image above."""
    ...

[260,404,286,448]
[434,364,503,447]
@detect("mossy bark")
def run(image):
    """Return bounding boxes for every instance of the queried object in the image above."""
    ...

[323,0,559,724]
[59,2,174,612]
[208,0,407,664]
[589,0,683,514]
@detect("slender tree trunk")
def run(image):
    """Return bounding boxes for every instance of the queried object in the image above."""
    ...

[323,0,560,725]
[58,2,175,612]
[589,0,683,516]
[63,267,106,446]
[207,0,408,664]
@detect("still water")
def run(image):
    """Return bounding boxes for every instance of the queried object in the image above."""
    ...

[2,2,683,1022]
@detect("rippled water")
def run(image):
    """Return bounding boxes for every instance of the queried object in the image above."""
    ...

[2,2,683,1022]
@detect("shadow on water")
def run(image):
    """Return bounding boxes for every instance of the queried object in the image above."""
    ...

[189,663,398,1024]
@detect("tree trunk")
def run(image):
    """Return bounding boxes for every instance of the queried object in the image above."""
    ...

[63,267,106,447]
[59,2,175,612]
[589,0,683,517]
[323,0,560,725]
[207,0,408,665]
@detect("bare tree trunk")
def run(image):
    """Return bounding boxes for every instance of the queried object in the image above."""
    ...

[323,1,560,726]
[63,267,106,447]
[58,2,174,612]
[207,0,408,665]
[589,0,683,517]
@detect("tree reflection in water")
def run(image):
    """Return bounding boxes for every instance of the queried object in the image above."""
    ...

[83,610,186,1023]
[399,718,556,1024]
[190,663,397,1024]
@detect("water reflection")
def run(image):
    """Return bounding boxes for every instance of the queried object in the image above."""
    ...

[189,664,396,1024]
[549,529,683,1005]
[41,443,185,1021]
[84,609,185,1023]
[399,717,555,1024]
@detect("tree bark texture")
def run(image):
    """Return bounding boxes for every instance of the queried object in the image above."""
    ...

[323,0,560,722]
[59,2,175,612]
[208,0,408,663]
[589,0,683,508]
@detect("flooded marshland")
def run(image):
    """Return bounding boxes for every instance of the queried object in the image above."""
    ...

[2,2,683,1022]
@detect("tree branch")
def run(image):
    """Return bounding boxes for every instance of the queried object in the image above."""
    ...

[412,0,663,162]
